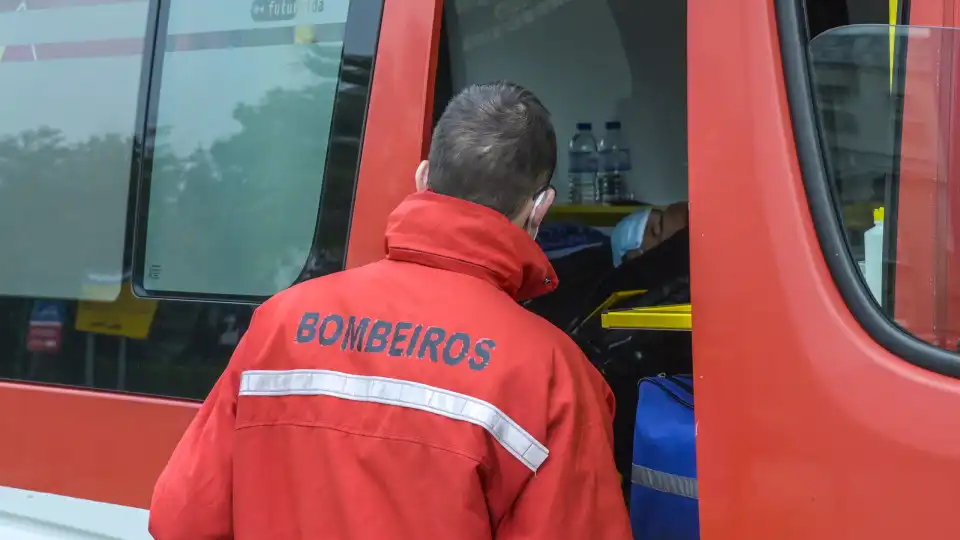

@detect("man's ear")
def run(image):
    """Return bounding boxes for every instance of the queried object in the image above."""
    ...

[524,187,556,237]
[415,160,429,192]
[530,187,555,225]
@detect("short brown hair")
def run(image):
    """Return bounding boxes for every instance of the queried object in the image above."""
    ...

[427,81,557,218]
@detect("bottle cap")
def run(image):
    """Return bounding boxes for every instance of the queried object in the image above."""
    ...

[605,121,621,129]
[576,122,592,130]
[874,206,884,222]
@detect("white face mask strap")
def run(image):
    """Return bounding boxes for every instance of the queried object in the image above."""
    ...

[527,190,550,238]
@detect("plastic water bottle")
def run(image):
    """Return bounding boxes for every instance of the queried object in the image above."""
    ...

[567,123,599,204]
[863,206,884,304]
[597,121,631,203]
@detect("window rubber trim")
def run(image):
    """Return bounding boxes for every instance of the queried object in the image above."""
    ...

[130,0,384,304]
[774,0,960,377]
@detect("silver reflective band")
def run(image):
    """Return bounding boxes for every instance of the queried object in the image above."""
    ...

[631,464,698,499]
[240,369,550,472]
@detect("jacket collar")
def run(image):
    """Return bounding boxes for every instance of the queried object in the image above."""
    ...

[384,191,558,301]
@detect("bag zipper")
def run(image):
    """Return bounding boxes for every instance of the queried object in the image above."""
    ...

[659,373,693,395]
[640,374,694,410]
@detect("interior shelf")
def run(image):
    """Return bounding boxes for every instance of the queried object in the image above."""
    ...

[601,303,692,331]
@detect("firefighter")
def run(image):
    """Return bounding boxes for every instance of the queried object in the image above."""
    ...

[149,81,632,540]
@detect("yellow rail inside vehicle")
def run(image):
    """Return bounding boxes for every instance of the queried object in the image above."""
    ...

[601,303,691,331]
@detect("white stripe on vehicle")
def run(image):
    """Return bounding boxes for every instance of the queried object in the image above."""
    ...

[0,486,149,539]
[240,369,550,472]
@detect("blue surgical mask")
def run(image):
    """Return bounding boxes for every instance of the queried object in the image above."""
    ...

[611,208,652,267]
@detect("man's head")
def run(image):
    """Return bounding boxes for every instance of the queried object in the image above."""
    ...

[611,202,689,267]
[415,81,558,237]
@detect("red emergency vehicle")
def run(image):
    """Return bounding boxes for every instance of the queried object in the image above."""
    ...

[1,0,960,537]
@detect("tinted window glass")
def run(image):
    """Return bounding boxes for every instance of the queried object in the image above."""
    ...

[808,24,960,352]
[0,293,254,399]
[138,0,349,298]
[0,0,381,399]
[0,0,148,301]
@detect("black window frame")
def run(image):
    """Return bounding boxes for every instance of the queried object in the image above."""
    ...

[129,0,384,304]
[776,0,960,376]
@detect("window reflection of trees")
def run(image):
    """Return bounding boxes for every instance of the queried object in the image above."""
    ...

[0,40,357,399]
[145,42,347,296]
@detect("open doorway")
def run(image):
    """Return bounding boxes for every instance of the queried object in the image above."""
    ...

[431,0,693,534]
[434,0,687,205]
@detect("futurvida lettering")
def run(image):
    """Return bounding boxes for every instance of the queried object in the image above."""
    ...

[250,0,325,22]
[295,313,496,371]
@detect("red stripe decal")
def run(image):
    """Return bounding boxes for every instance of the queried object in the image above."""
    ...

[0,0,146,13]
[0,23,345,63]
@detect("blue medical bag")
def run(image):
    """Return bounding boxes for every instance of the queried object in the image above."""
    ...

[629,375,698,540]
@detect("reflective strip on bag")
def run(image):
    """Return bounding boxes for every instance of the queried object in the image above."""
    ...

[240,369,550,472]
[631,464,698,499]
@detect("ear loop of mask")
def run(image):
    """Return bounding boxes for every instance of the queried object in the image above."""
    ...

[525,187,553,238]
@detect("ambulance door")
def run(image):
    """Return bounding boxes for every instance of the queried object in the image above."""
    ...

[692,0,960,537]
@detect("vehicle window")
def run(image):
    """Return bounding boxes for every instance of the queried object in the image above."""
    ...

[0,0,382,400]
[137,0,353,298]
[807,23,960,353]
[0,0,147,301]
[0,293,255,400]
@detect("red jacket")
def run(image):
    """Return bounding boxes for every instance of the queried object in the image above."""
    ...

[149,191,632,540]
